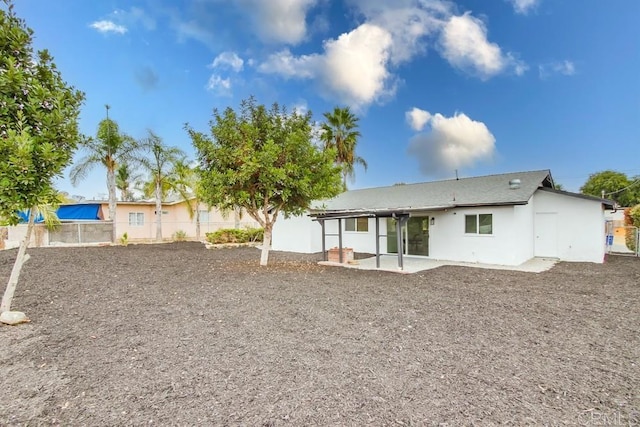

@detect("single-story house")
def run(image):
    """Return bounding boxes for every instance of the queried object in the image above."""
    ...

[272,170,614,268]
[3,199,260,249]
[96,199,259,242]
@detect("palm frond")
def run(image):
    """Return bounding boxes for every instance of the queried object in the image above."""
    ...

[69,153,102,185]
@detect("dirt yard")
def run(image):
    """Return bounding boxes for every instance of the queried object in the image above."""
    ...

[1,243,638,425]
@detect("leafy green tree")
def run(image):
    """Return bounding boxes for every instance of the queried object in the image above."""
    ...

[580,170,640,207]
[70,106,138,242]
[0,1,84,314]
[115,162,141,201]
[187,97,343,266]
[139,130,185,242]
[320,106,367,190]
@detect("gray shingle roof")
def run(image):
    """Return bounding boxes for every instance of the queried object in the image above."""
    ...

[311,170,554,216]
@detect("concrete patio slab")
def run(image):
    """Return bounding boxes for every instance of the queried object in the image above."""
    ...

[319,254,558,274]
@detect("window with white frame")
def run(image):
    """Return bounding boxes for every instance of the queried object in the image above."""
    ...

[128,212,144,227]
[465,214,493,235]
[198,209,210,223]
[345,217,369,232]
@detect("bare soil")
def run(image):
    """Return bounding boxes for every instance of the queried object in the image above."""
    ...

[1,243,639,426]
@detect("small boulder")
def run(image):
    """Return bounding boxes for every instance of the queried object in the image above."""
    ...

[0,311,30,325]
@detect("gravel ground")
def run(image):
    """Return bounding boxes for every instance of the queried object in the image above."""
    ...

[1,242,639,426]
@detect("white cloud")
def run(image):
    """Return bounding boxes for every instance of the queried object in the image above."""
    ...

[439,12,526,79]
[321,24,394,108]
[173,19,216,48]
[211,52,244,72]
[235,0,317,45]
[512,57,529,76]
[113,7,156,30]
[539,60,576,79]
[90,20,127,35]
[407,110,496,176]
[349,0,450,65]
[291,100,308,116]
[259,1,526,108]
[205,74,232,95]
[259,23,394,110]
[258,49,318,78]
[405,107,432,131]
[508,0,540,15]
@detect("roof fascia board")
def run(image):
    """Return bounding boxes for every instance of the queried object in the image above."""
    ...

[537,187,615,207]
[310,202,529,218]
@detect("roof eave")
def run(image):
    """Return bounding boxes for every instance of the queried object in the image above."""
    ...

[310,201,530,218]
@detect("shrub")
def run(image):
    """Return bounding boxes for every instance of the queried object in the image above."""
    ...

[624,205,640,252]
[245,227,264,242]
[120,232,129,246]
[205,227,264,244]
[173,230,188,242]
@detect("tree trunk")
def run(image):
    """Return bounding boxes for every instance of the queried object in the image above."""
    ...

[234,207,241,229]
[260,225,272,266]
[195,203,201,241]
[1,208,35,313]
[107,167,117,243]
[155,181,162,242]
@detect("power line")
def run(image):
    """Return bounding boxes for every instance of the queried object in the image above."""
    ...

[602,178,640,197]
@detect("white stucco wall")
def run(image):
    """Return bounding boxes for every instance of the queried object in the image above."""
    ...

[271,190,606,264]
[273,209,527,265]
[5,224,50,249]
[428,206,527,265]
[272,215,380,254]
[272,214,324,253]
[511,201,535,263]
[532,191,605,263]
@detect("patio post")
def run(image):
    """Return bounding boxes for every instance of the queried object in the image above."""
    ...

[319,219,326,261]
[375,216,380,268]
[338,218,343,263]
[395,216,408,271]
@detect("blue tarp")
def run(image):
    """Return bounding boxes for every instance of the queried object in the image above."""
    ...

[18,204,101,223]
[56,204,101,221]
[17,210,44,223]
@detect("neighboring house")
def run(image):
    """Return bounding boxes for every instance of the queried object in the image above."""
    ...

[4,203,109,249]
[2,199,259,249]
[97,199,259,242]
[272,170,614,267]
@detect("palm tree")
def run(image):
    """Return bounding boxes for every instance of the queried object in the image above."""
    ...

[69,105,138,243]
[172,159,206,240]
[320,106,367,190]
[115,162,142,201]
[139,130,186,242]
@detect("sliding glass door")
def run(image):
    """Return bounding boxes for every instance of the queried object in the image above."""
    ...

[387,217,429,256]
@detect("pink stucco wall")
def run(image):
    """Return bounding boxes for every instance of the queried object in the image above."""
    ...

[99,200,259,242]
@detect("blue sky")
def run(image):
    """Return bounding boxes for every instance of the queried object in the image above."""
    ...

[11,0,640,199]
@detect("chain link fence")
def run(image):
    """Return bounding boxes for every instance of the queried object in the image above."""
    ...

[606,221,639,256]
[2,219,261,249]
